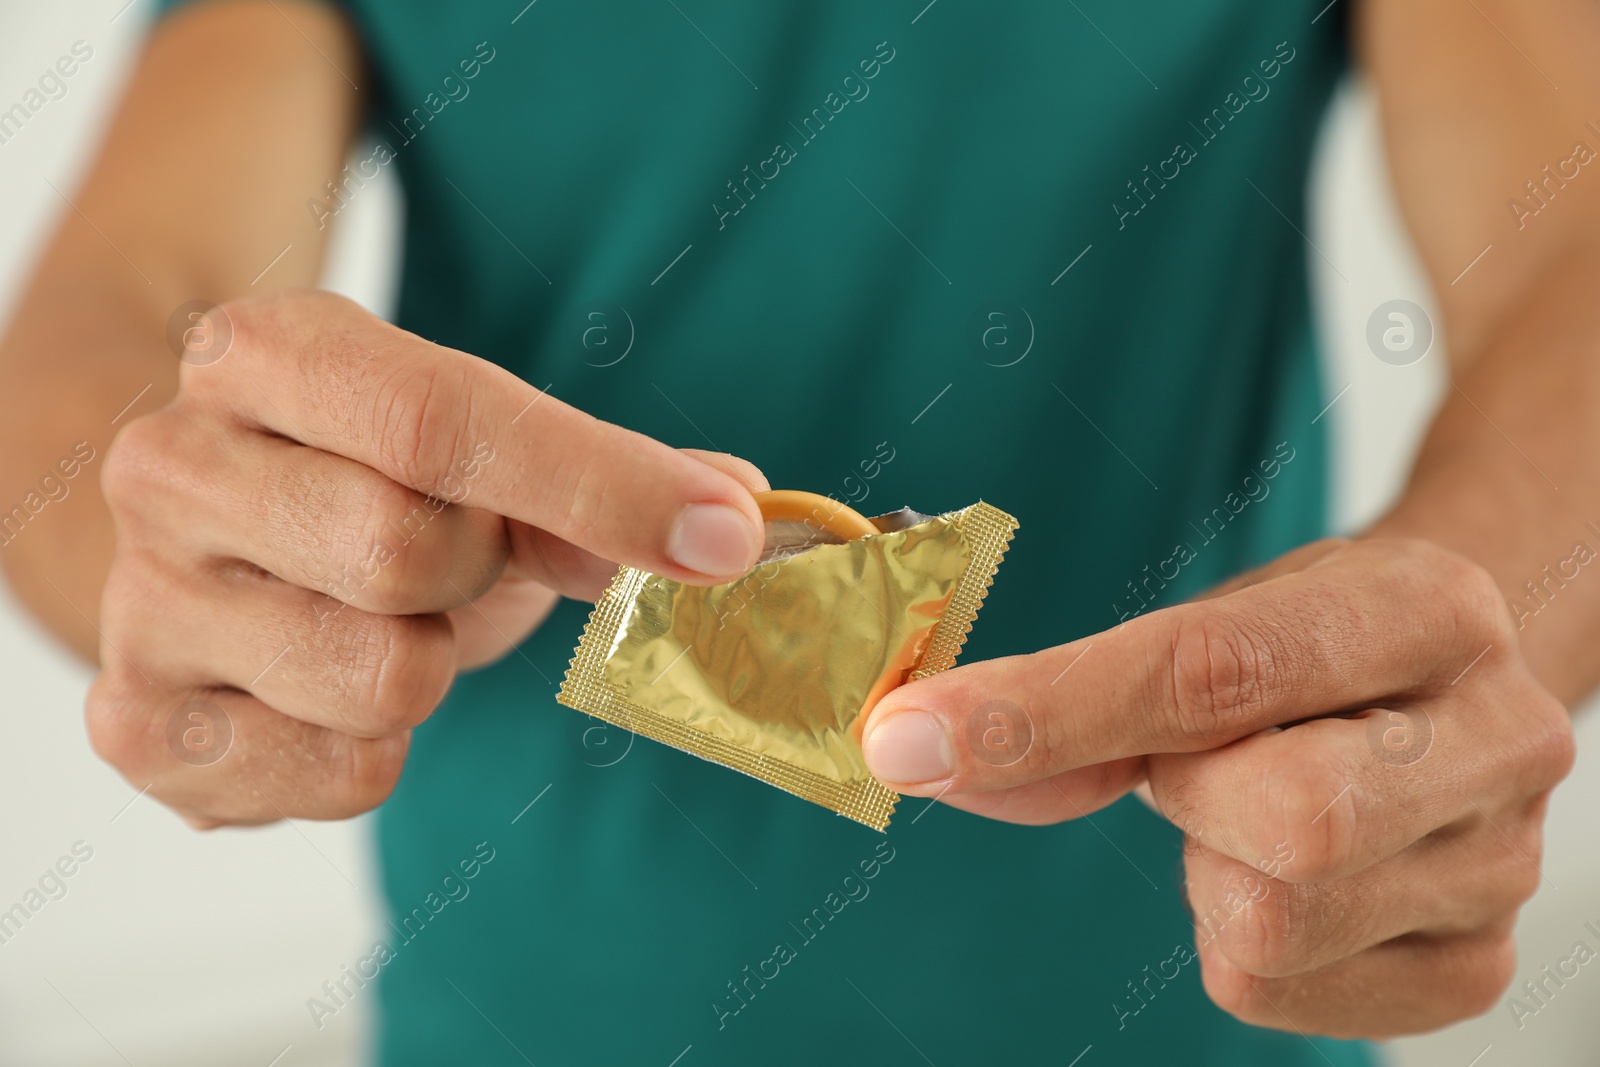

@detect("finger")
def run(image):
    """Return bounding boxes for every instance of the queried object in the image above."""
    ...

[1195,924,1518,1039]
[447,576,561,671]
[105,557,455,738]
[1191,537,1347,602]
[1144,676,1571,880]
[862,539,1505,794]
[497,446,775,602]
[193,291,764,583]
[85,669,410,825]
[1182,806,1545,979]
[927,757,1147,826]
[201,425,508,613]
[1151,714,1468,881]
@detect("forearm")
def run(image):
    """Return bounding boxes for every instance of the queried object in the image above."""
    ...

[0,252,179,659]
[0,0,360,661]
[1367,247,1600,706]
[1361,0,1600,362]
[1358,0,1600,703]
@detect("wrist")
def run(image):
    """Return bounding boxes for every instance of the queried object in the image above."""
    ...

[1364,464,1600,707]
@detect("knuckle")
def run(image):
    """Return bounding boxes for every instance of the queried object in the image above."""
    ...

[101,413,183,516]
[1457,935,1518,1018]
[1271,758,1359,882]
[552,449,613,547]
[1546,718,1578,784]
[1194,866,1295,977]
[341,485,439,611]
[337,613,454,734]
[173,305,245,397]
[1503,841,1544,907]
[372,363,473,495]
[212,291,268,342]
[1168,610,1275,746]
[1026,692,1087,790]
[328,733,410,817]
[176,292,305,396]
[1196,949,1268,1026]
[97,552,195,673]
[83,670,155,772]
[1222,883,1299,978]
[1486,678,1578,796]
[1526,696,1578,787]
[1410,539,1514,649]
[1492,809,1547,907]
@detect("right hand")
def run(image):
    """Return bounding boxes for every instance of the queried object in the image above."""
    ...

[87,290,767,827]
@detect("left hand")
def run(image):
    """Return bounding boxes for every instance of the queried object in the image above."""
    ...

[861,537,1576,1038]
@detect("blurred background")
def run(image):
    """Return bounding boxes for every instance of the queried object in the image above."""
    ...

[1,4,1596,1066]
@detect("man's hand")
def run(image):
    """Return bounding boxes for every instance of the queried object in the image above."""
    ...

[862,537,1575,1037]
[88,289,767,828]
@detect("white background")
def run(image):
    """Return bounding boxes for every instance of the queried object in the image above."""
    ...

[1,3,1596,1065]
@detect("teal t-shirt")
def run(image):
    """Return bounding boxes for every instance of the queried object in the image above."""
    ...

[163,1,1372,1063]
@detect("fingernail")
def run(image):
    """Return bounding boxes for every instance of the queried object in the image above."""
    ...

[668,503,761,577]
[863,710,953,784]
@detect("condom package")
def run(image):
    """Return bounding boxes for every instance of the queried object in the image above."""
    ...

[556,494,1017,830]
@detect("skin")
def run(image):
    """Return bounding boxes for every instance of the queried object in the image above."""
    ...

[0,0,1594,1041]
[0,2,770,826]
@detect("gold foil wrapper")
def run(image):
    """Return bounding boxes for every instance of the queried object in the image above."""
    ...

[557,501,1017,830]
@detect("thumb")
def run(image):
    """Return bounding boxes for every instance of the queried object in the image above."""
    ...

[447,574,561,671]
